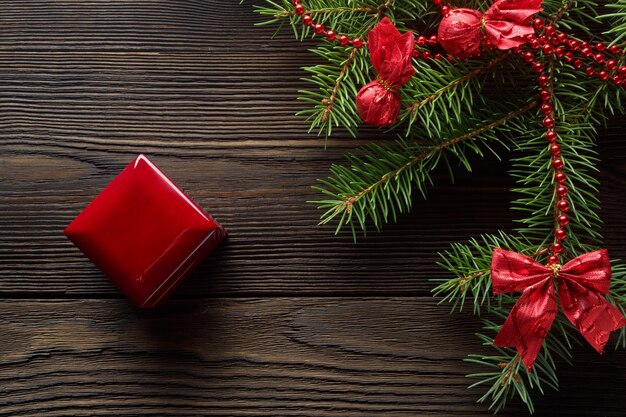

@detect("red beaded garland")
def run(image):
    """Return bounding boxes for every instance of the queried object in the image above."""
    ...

[552,242,564,253]
[555,171,567,184]
[555,228,567,240]
[558,214,570,226]
[556,185,568,198]
[291,2,370,50]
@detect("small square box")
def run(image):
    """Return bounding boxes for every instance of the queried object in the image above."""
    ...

[65,154,226,308]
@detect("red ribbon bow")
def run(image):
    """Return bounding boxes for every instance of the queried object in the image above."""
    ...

[438,0,543,58]
[356,17,415,126]
[492,248,626,369]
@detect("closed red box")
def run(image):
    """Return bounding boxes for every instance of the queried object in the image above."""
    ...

[65,154,226,308]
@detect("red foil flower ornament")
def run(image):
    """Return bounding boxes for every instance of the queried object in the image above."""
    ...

[356,17,415,126]
[491,248,626,369]
[438,0,543,58]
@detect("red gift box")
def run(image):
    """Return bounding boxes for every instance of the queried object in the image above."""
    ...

[65,154,226,308]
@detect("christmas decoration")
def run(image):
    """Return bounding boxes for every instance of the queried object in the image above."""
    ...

[356,17,415,125]
[438,0,543,58]
[492,248,626,370]
[252,0,626,413]
[65,155,226,308]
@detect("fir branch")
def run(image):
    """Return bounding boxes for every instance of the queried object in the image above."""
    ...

[313,100,537,239]
[403,52,512,123]
[433,232,537,315]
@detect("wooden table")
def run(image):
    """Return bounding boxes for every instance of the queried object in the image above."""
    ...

[1,1,625,416]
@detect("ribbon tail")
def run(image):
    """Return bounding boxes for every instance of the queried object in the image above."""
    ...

[559,279,626,353]
[494,278,557,369]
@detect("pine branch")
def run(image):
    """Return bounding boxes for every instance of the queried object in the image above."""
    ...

[313,101,537,239]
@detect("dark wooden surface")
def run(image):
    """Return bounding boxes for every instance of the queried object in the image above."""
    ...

[0,1,625,415]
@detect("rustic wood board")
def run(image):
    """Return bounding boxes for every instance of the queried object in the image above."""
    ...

[0,299,625,417]
[0,1,625,416]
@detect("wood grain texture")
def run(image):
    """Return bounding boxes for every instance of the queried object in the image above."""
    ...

[1,1,626,416]
[0,298,625,417]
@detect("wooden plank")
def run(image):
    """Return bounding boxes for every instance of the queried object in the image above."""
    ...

[0,298,624,416]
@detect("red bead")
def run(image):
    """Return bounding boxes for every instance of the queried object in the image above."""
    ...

[325,29,336,40]
[594,53,605,64]
[557,32,568,43]
[564,51,574,62]
[609,45,621,54]
[620,66,626,75]
[550,143,561,156]
[533,62,544,73]
[556,185,568,198]
[613,75,623,85]
[543,116,555,129]
[417,36,426,46]
[581,41,589,49]
[557,199,570,212]
[541,103,553,115]
[352,38,363,48]
[434,53,443,60]
[568,39,579,50]
[433,0,442,4]
[552,242,564,254]
[64,155,227,308]
[441,5,450,15]
[558,214,570,226]
[294,4,305,15]
[595,42,606,51]
[551,36,561,46]
[606,59,618,71]
[552,157,564,169]
[545,25,556,36]
[530,38,540,49]
[538,74,549,86]
[540,89,551,101]
[412,49,421,58]
[523,52,534,62]
[555,171,567,184]
[548,255,560,265]
[421,50,430,60]
[339,35,349,46]
[573,59,583,69]
[542,44,554,55]
[533,18,544,30]
[555,228,567,240]
[554,47,564,58]
[429,35,438,45]
[546,130,557,142]
[313,24,324,35]
[598,70,609,81]
[292,0,300,3]
[581,47,592,57]
[585,66,595,76]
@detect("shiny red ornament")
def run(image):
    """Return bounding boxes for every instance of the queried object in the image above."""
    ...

[65,155,227,308]
[437,0,543,58]
[492,248,626,369]
[356,17,415,126]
